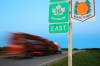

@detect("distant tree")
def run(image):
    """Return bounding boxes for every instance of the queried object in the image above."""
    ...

[61,48,68,51]
[81,48,100,50]
[73,48,79,50]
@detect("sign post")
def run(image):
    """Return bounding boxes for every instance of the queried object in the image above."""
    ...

[68,1,72,66]
[68,21,72,66]
[49,0,72,66]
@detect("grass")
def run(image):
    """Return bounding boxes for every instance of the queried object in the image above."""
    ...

[48,50,100,66]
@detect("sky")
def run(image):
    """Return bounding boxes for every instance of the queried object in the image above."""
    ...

[0,0,100,48]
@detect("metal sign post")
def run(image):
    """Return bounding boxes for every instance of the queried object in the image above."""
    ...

[68,0,72,66]
[68,13,72,66]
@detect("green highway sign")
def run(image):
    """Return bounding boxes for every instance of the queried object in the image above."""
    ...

[49,23,69,33]
[49,0,69,33]
[49,1,69,23]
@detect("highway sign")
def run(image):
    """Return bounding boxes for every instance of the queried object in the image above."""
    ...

[49,2,69,23]
[71,0,95,22]
[49,0,69,33]
[49,23,69,33]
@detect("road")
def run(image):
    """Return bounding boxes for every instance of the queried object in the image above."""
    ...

[0,51,83,66]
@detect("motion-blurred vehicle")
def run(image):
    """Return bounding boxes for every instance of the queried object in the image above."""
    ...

[5,33,61,57]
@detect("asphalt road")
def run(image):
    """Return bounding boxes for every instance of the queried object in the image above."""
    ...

[0,51,83,66]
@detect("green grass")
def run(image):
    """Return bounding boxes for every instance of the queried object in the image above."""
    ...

[48,50,100,66]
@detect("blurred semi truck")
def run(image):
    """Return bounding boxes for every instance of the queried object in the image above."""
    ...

[5,33,61,57]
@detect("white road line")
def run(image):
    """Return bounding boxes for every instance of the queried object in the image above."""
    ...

[38,50,85,66]
[38,55,67,66]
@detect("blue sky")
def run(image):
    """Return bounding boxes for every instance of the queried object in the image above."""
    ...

[0,0,100,48]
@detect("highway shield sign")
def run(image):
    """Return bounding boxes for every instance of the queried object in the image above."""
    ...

[71,0,95,22]
[49,0,69,23]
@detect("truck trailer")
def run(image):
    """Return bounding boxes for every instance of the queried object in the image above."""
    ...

[5,33,61,58]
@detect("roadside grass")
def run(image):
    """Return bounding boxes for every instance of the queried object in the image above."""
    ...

[48,50,100,66]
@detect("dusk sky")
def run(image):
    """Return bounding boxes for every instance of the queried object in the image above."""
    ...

[0,0,100,48]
